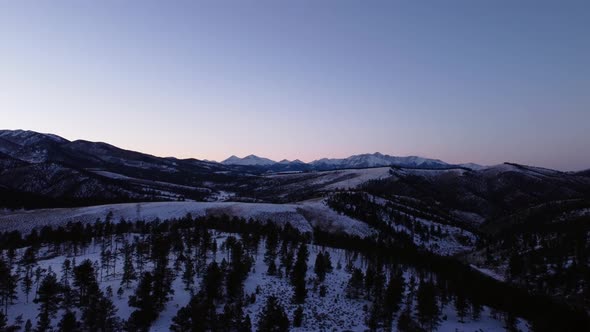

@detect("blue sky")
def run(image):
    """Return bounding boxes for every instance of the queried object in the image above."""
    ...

[1,0,589,170]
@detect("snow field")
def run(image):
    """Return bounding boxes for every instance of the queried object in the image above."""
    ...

[4,232,528,331]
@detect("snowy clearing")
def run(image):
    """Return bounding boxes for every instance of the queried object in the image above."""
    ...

[0,200,375,238]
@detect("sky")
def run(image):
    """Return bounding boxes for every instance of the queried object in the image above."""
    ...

[1,1,589,171]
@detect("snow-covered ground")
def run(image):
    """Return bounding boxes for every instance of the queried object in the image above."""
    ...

[0,200,375,238]
[346,194,477,256]
[89,169,212,193]
[265,167,393,191]
[0,194,478,256]
[208,190,236,202]
[4,233,528,331]
[389,167,469,179]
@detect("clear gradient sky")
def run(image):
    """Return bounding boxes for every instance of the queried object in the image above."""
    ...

[1,1,589,170]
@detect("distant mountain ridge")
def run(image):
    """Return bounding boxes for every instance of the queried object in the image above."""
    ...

[221,152,464,170]
[310,152,450,169]
[1,130,467,170]
[222,154,277,166]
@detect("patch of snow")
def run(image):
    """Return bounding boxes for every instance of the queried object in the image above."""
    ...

[90,170,134,180]
[470,264,506,282]
[452,210,486,224]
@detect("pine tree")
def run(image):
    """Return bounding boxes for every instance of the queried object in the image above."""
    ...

[293,306,304,327]
[454,291,469,323]
[34,266,45,294]
[72,259,118,331]
[73,259,99,307]
[471,299,482,320]
[0,311,6,331]
[13,314,23,331]
[87,294,120,331]
[383,270,405,327]
[242,314,252,332]
[134,237,147,274]
[279,243,294,276]
[202,262,223,301]
[60,259,74,309]
[226,241,252,300]
[257,296,289,332]
[396,310,414,332]
[21,247,37,277]
[182,257,195,292]
[34,273,62,332]
[0,256,18,316]
[117,286,124,299]
[267,259,277,276]
[169,304,192,332]
[346,268,364,299]
[57,311,78,332]
[291,243,308,304]
[60,259,72,287]
[314,252,326,282]
[0,312,22,332]
[24,319,32,332]
[151,259,175,313]
[21,268,33,304]
[416,280,440,332]
[169,292,216,331]
[369,263,386,302]
[366,303,381,332]
[100,243,111,281]
[221,301,249,331]
[364,264,375,300]
[127,271,157,330]
[264,229,279,265]
[120,242,136,288]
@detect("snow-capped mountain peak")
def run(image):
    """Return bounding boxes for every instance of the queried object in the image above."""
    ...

[221,154,277,166]
[310,152,449,169]
[278,159,305,165]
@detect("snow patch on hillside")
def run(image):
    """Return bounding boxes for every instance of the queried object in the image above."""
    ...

[0,200,374,238]
[391,168,468,179]
[266,167,393,191]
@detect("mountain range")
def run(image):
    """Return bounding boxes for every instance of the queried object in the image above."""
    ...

[1,129,589,209]
[0,129,475,174]
[221,152,455,170]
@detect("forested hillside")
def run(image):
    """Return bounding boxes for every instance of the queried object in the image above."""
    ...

[1,214,588,331]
